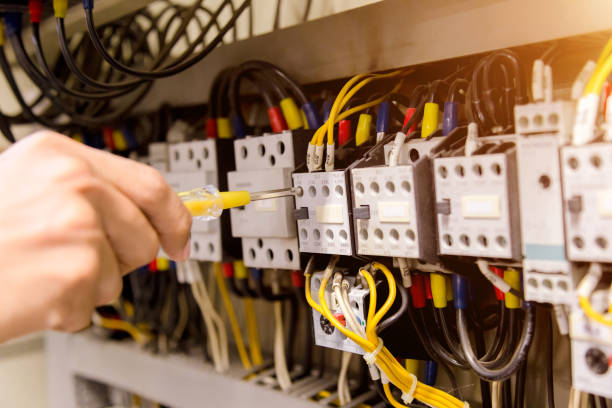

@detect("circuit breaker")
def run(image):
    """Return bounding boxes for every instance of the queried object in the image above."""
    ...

[227,131,310,269]
[433,149,521,260]
[293,171,354,256]
[350,162,436,262]
[165,139,239,262]
[561,143,612,263]
[515,102,575,304]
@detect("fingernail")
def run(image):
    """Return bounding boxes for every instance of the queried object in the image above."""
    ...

[181,238,191,260]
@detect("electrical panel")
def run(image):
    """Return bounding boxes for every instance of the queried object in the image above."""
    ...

[382,137,441,165]
[433,148,521,260]
[515,102,576,304]
[293,171,354,256]
[350,162,436,262]
[561,143,612,263]
[227,131,310,269]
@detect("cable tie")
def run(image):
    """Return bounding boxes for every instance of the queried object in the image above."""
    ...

[363,337,384,365]
[400,373,418,405]
[476,259,512,293]
[379,370,389,384]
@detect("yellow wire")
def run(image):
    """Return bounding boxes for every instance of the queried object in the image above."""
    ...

[579,296,612,327]
[307,270,462,408]
[96,315,151,345]
[597,36,612,68]
[244,297,264,365]
[587,53,612,96]
[384,383,409,408]
[214,264,252,370]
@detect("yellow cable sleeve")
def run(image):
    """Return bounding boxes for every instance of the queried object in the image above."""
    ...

[356,114,373,146]
[421,103,439,138]
[280,97,303,129]
[579,296,612,327]
[53,0,68,18]
[404,359,420,376]
[504,269,521,309]
[214,264,252,370]
[446,277,454,302]
[234,260,249,279]
[220,191,251,209]
[112,130,128,151]
[300,109,309,130]
[243,297,264,365]
[216,117,232,139]
[430,273,448,309]
[0,21,4,47]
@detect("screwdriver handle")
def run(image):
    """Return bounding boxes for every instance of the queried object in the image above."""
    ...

[179,185,251,220]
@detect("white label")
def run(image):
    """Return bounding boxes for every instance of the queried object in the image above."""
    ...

[254,199,278,212]
[597,190,612,217]
[378,202,410,223]
[316,205,344,224]
[461,195,501,219]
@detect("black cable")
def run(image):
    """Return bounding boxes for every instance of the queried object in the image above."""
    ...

[83,0,250,79]
[31,23,140,100]
[295,286,313,374]
[377,275,408,334]
[546,307,556,408]
[456,303,536,381]
[474,325,492,408]
[273,0,282,30]
[514,362,526,408]
[480,303,508,362]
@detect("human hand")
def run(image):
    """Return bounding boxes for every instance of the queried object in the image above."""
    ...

[0,131,191,341]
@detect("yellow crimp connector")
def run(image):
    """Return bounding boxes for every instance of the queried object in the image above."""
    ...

[179,185,250,220]
[504,269,521,309]
[430,273,448,309]
[280,97,303,130]
[53,0,68,18]
[234,260,249,279]
[355,113,372,146]
[300,109,309,130]
[421,102,439,138]
[156,257,170,271]
[112,129,128,151]
[216,117,232,139]
[0,21,4,46]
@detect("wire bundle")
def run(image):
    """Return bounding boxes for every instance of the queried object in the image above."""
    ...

[0,0,250,141]
[304,258,468,408]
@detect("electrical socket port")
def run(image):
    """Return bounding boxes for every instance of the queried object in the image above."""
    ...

[191,232,223,262]
[350,161,436,262]
[570,311,612,398]
[293,171,353,256]
[523,260,574,305]
[561,143,612,262]
[310,272,367,355]
[168,140,219,173]
[433,152,521,259]
[233,131,311,171]
[514,101,575,141]
[383,137,441,165]
[241,237,300,270]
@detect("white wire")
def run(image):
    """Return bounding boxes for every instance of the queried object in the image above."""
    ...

[338,351,353,405]
[272,273,292,391]
[190,279,222,372]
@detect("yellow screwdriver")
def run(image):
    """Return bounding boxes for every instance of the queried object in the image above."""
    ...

[179,185,303,220]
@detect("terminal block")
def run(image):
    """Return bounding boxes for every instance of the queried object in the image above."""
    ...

[516,134,573,304]
[514,101,575,141]
[227,131,311,269]
[433,151,521,259]
[561,143,612,263]
[166,139,239,262]
[570,311,612,399]
[350,162,436,262]
[293,171,354,256]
